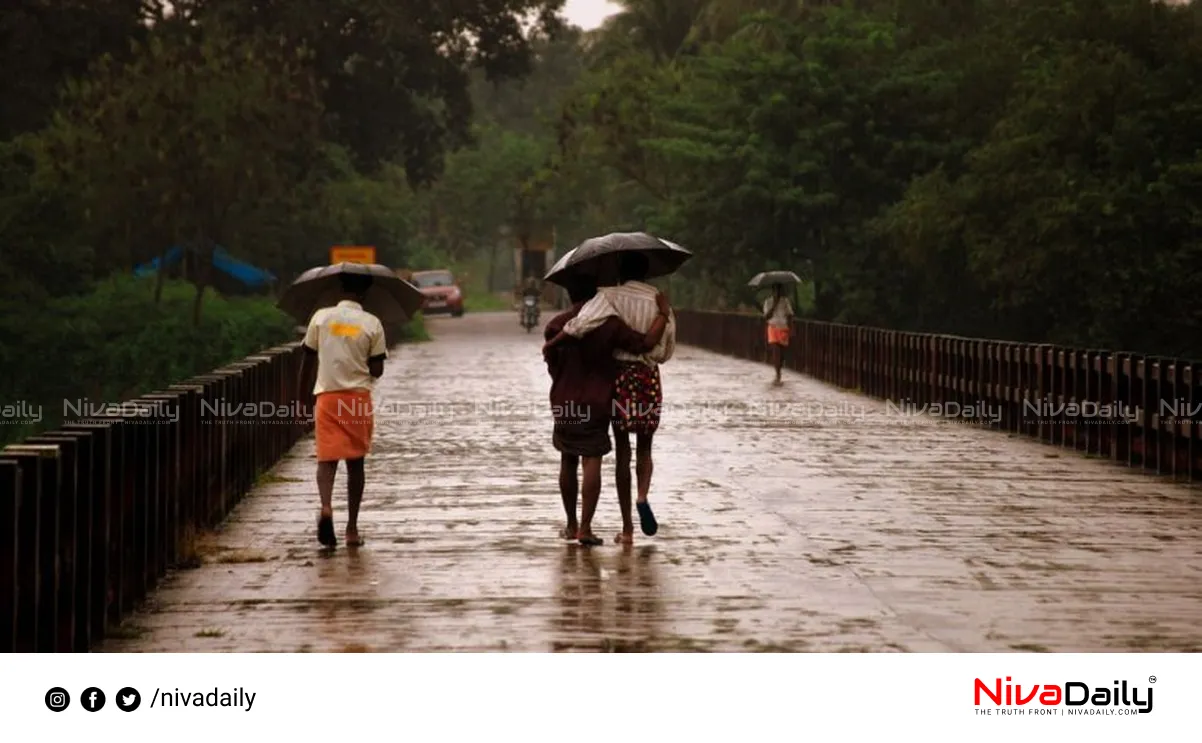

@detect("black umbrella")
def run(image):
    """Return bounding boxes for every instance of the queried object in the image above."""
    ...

[544,232,692,288]
[748,270,803,288]
[277,262,424,326]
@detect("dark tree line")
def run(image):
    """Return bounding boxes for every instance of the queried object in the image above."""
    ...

[4,0,1202,402]
[0,0,564,443]
[546,0,1202,358]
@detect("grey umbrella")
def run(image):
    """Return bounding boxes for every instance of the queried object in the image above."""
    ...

[748,270,803,288]
[277,262,424,326]
[544,232,692,288]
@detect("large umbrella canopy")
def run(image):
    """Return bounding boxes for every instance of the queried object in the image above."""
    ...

[544,232,692,288]
[748,270,802,289]
[277,262,424,326]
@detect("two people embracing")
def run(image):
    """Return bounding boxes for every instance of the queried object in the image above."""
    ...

[542,252,675,546]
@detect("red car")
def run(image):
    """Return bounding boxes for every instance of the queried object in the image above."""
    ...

[410,269,465,317]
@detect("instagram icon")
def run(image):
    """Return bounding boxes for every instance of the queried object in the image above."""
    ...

[45,687,70,712]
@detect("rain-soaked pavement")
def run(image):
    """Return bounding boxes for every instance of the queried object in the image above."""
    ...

[102,312,1202,652]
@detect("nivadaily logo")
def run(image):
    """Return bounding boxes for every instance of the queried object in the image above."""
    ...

[974,676,1154,715]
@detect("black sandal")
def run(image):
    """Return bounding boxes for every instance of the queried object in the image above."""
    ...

[636,501,658,536]
[317,514,337,547]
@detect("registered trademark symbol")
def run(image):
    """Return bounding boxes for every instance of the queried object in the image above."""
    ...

[1149,676,1157,684]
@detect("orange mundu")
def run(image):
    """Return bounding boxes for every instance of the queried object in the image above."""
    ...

[314,390,374,462]
[766,326,790,346]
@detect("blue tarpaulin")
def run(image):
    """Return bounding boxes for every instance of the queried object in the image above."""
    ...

[133,246,276,288]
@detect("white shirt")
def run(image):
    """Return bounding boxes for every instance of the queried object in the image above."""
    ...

[302,300,387,395]
[561,280,675,366]
[763,296,794,328]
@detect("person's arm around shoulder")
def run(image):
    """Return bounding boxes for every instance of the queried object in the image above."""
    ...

[368,318,387,379]
[644,306,676,364]
[659,308,676,362]
[543,294,613,354]
[611,292,671,354]
[561,293,616,338]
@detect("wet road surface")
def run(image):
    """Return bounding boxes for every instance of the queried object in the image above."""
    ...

[102,312,1202,651]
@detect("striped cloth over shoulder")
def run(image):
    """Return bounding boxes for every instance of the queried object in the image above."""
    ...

[561,280,675,366]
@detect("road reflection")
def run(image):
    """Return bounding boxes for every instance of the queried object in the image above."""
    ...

[552,543,664,651]
[310,546,392,652]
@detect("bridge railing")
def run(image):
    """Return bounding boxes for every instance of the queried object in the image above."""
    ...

[675,309,1202,483]
[1,342,313,652]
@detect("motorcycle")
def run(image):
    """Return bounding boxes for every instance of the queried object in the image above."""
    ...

[521,295,540,332]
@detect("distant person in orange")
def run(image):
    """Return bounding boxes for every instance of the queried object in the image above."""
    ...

[763,284,794,384]
[298,273,387,548]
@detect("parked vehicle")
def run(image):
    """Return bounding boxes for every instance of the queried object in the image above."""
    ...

[409,269,464,317]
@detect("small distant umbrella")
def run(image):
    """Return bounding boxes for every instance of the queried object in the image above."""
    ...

[748,270,802,289]
[277,262,424,326]
[544,232,692,288]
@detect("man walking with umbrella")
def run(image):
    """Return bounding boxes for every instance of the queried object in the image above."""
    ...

[749,270,802,384]
[544,278,672,546]
[282,262,423,549]
[298,273,386,547]
[544,242,685,545]
[764,284,795,384]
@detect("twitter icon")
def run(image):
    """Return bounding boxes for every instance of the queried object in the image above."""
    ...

[116,687,141,712]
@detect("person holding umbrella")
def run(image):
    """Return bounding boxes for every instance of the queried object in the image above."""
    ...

[281,263,423,549]
[544,278,672,546]
[542,233,692,545]
[764,285,794,383]
[749,271,801,384]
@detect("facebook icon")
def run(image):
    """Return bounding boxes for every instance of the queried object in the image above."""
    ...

[81,687,106,712]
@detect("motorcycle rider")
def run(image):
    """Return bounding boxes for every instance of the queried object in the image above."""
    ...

[519,275,542,326]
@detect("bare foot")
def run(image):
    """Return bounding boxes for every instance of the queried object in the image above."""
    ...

[345,528,364,547]
[560,523,579,540]
[614,530,634,545]
[577,527,603,546]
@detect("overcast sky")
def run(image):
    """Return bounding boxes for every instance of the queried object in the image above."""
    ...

[561,0,621,30]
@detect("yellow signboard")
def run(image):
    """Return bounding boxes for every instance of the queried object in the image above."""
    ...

[514,232,554,252]
[330,246,377,264]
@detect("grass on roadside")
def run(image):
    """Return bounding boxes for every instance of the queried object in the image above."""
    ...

[401,313,431,341]
[385,312,430,344]
[464,291,512,313]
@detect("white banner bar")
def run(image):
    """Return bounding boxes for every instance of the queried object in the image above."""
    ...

[2,653,1191,742]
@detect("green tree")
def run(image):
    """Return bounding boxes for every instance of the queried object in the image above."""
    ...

[0,0,146,139]
[599,0,709,63]
[31,27,325,323]
[173,0,567,183]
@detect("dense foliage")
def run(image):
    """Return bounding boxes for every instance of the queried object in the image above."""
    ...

[4,0,1202,444]
[0,277,294,445]
[383,0,1202,357]
[0,0,553,442]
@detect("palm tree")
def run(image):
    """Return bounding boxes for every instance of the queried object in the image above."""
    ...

[684,0,808,48]
[596,0,710,63]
